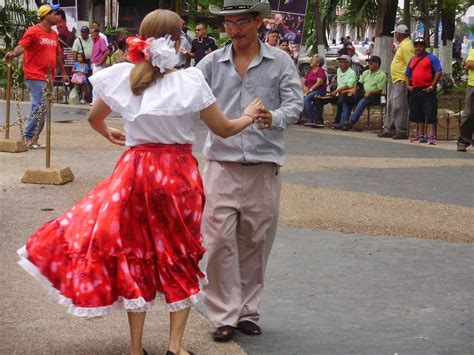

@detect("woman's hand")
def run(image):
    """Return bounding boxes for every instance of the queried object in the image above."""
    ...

[105,127,126,146]
[245,98,272,129]
[244,98,264,119]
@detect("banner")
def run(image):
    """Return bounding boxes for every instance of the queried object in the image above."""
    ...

[261,0,309,61]
[53,0,78,75]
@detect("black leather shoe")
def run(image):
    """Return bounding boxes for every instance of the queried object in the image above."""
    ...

[392,133,408,140]
[237,321,262,336]
[457,143,469,152]
[213,325,235,342]
[341,121,354,131]
[377,131,393,138]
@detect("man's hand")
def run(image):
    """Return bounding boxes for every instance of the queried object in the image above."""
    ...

[62,73,69,85]
[4,51,16,62]
[424,86,434,93]
[407,85,414,93]
[330,90,338,97]
[255,107,272,129]
[364,92,371,98]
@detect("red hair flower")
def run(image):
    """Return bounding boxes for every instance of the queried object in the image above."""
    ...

[126,36,147,64]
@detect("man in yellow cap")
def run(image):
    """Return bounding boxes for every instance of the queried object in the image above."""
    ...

[4,3,68,149]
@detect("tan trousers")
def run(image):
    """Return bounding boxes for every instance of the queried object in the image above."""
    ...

[383,81,409,135]
[202,160,281,327]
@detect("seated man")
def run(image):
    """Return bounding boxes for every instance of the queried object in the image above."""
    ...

[335,55,387,130]
[313,55,357,126]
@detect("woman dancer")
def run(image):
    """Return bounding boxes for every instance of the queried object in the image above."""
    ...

[17,9,264,355]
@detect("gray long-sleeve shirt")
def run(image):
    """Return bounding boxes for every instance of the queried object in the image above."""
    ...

[196,41,303,166]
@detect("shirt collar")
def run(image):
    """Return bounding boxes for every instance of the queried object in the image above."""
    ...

[218,40,276,64]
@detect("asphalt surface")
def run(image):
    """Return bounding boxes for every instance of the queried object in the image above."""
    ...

[1,101,473,354]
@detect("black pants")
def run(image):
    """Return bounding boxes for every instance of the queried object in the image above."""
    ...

[459,86,474,146]
[313,95,347,124]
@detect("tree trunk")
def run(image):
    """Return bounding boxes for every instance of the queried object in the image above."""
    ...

[440,7,456,77]
[314,0,326,59]
[423,0,430,44]
[403,0,410,32]
[374,0,398,74]
[433,0,441,55]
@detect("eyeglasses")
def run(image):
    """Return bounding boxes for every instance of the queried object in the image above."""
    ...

[196,28,204,32]
[223,18,255,30]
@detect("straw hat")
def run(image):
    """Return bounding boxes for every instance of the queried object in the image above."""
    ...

[209,0,271,18]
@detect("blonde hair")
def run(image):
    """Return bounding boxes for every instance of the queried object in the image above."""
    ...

[130,10,182,96]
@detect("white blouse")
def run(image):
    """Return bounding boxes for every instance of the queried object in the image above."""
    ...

[88,63,216,146]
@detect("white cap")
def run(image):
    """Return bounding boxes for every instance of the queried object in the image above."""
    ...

[391,24,409,35]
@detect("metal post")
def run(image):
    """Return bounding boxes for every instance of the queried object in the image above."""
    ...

[5,63,12,139]
[176,0,181,15]
[458,97,461,127]
[446,114,450,140]
[46,67,52,169]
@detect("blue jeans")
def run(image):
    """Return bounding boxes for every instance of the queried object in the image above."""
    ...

[304,89,325,123]
[24,79,47,140]
[341,95,378,124]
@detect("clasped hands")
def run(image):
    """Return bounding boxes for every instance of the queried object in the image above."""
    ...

[245,98,272,129]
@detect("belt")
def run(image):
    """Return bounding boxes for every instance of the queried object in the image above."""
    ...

[240,162,264,166]
[174,64,186,69]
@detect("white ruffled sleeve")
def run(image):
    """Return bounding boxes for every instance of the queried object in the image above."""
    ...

[186,67,216,111]
[88,63,216,121]
[87,63,141,120]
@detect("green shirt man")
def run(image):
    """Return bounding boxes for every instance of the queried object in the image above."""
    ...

[72,26,93,61]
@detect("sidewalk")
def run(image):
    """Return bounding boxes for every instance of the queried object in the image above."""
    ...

[1,116,473,354]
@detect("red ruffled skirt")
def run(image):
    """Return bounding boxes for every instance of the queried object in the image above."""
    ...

[17,143,207,317]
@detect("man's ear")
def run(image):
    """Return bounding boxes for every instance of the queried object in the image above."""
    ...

[254,15,263,27]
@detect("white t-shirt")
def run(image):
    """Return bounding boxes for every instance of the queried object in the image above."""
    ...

[89,63,216,146]
[99,32,109,46]
[177,34,191,67]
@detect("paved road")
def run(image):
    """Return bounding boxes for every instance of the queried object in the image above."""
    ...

[1,104,473,354]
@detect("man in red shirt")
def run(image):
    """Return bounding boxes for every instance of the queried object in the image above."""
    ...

[4,4,68,149]
[405,37,442,145]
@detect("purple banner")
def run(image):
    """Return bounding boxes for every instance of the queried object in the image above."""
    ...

[259,0,308,61]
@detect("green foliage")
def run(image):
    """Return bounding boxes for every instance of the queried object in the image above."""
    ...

[186,0,224,20]
[303,1,315,52]
[339,0,378,30]
[103,26,132,37]
[0,3,38,50]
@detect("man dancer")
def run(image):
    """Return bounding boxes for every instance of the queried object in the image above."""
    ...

[197,0,303,343]
[378,24,414,139]
[4,4,68,149]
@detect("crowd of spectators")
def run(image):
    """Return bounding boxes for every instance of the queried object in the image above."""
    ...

[4,7,473,152]
[298,24,472,148]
